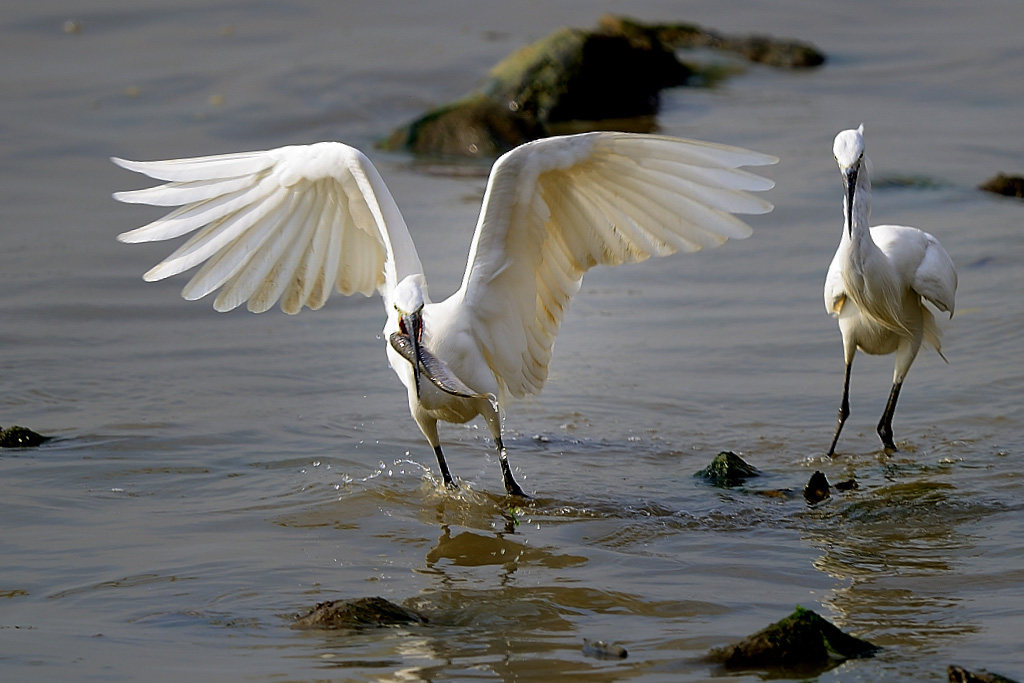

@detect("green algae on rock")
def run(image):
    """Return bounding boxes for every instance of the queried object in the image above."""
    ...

[291,597,428,630]
[707,606,879,672]
[0,425,50,448]
[694,451,761,488]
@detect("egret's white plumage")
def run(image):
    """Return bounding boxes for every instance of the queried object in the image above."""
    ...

[824,125,957,456]
[114,131,776,495]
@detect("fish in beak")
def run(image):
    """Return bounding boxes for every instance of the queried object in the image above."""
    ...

[389,329,491,402]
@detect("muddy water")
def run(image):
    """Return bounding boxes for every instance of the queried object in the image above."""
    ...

[2,1,1023,680]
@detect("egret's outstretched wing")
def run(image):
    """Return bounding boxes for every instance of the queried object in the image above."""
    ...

[113,142,423,314]
[456,132,777,398]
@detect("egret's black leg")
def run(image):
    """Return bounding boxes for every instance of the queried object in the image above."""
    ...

[877,381,902,452]
[827,362,853,457]
[495,436,528,498]
[433,445,457,489]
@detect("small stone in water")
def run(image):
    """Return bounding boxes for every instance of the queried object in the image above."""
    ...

[803,470,830,504]
[0,425,50,448]
[582,638,628,659]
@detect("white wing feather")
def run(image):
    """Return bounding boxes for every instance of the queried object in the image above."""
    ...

[872,224,957,317]
[113,142,423,314]
[824,246,847,316]
[455,132,777,398]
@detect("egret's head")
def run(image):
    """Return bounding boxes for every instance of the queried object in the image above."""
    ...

[833,124,866,184]
[393,275,426,397]
[394,276,425,328]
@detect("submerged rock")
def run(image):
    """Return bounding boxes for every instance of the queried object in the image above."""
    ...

[382,15,824,157]
[0,425,50,448]
[291,597,428,630]
[582,638,628,659]
[694,451,761,487]
[706,606,879,671]
[948,665,1020,683]
[979,173,1024,199]
[803,471,858,504]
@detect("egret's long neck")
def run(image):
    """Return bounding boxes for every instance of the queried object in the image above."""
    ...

[841,159,907,334]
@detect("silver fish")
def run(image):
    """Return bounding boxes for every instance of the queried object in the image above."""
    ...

[389,332,490,400]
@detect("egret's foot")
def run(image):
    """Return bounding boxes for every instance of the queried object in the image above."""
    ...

[877,423,897,453]
[504,481,530,499]
[499,459,529,498]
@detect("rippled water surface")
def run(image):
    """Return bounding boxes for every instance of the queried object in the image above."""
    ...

[2,1,1023,681]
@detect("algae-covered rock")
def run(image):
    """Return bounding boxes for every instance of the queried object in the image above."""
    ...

[979,173,1024,199]
[600,15,826,69]
[382,15,825,157]
[381,94,547,159]
[0,425,50,448]
[707,606,879,671]
[291,596,428,630]
[949,665,1020,683]
[695,451,761,487]
[383,24,685,158]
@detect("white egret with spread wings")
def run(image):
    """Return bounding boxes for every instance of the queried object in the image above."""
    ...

[114,132,776,496]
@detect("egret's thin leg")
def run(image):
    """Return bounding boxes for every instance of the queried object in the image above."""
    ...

[432,445,457,489]
[877,381,902,452]
[827,362,853,457]
[495,436,528,498]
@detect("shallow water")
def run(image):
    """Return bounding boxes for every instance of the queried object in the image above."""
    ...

[2,1,1023,681]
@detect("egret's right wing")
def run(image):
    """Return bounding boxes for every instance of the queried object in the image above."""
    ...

[113,142,423,314]
[455,132,777,399]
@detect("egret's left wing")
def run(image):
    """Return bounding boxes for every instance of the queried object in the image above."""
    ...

[455,132,777,399]
[824,246,847,316]
[113,142,423,314]
[912,232,957,317]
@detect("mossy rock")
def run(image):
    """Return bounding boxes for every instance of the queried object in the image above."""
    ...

[0,425,51,448]
[707,606,879,671]
[694,451,761,487]
[979,173,1024,198]
[948,665,1020,683]
[291,596,428,630]
[382,15,824,158]
[602,15,825,68]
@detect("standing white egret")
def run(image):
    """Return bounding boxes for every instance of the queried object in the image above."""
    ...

[824,125,957,456]
[114,131,776,496]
